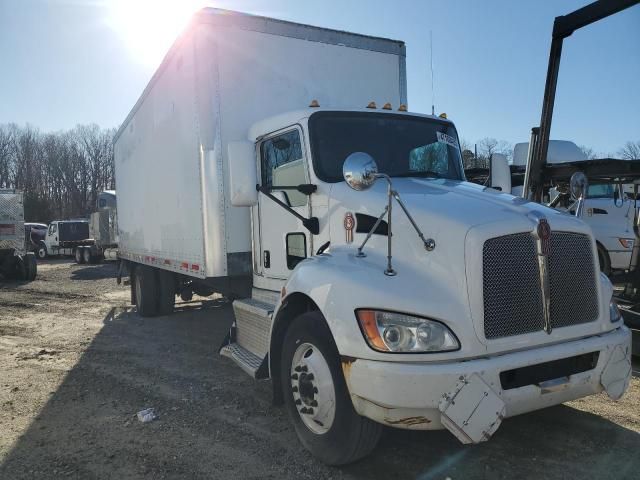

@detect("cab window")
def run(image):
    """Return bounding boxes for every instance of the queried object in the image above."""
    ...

[261,130,307,207]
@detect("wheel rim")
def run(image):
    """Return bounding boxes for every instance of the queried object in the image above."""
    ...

[290,342,336,434]
[38,248,45,258]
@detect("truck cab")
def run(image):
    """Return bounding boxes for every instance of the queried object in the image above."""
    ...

[43,220,91,260]
[222,106,632,463]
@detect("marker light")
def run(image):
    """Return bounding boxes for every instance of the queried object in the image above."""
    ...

[356,310,459,353]
[382,102,392,110]
[439,112,447,119]
[398,104,408,112]
[610,301,623,323]
[366,101,377,109]
[309,99,320,107]
[619,238,634,249]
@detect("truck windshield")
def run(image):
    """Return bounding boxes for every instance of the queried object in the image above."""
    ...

[308,111,464,183]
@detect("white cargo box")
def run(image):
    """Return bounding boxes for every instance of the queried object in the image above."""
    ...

[114,8,406,280]
[0,189,25,255]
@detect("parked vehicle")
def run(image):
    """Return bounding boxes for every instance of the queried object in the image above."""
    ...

[74,191,119,264]
[41,220,92,262]
[0,189,37,281]
[115,8,631,465]
[25,223,48,258]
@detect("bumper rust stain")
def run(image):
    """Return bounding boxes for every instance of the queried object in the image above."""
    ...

[384,416,432,426]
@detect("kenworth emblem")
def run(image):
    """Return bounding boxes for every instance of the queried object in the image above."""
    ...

[532,216,552,334]
[344,212,355,243]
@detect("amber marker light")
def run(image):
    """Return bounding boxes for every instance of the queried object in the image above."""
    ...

[356,310,389,351]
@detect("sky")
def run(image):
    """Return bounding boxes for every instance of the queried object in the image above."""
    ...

[0,0,638,156]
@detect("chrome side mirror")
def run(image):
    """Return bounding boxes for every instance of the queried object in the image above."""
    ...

[343,152,378,191]
[570,171,588,200]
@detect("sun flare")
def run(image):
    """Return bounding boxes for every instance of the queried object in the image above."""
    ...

[108,0,208,66]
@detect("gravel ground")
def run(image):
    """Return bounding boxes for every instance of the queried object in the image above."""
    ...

[0,260,638,480]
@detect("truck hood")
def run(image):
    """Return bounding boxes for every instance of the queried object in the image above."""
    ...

[324,178,606,358]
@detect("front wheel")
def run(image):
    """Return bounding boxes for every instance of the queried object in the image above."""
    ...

[36,244,47,260]
[280,312,382,465]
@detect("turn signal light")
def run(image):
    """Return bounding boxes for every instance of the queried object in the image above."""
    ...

[619,238,634,249]
[366,101,377,109]
[309,99,320,107]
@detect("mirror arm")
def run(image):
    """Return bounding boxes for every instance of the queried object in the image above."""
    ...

[256,185,319,235]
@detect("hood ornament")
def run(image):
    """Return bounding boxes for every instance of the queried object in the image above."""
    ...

[530,213,552,334]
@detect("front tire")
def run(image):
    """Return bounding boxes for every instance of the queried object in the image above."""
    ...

[280,312,382,465]
[597,244,611,276]
[36,244,47,260]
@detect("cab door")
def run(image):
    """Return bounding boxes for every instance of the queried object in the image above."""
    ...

[256,127,311,281]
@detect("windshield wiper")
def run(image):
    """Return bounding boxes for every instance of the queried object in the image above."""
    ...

[391,171,442,179]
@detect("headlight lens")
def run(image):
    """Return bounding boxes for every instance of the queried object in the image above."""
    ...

[610,301,623,323]
[356,310,460,353]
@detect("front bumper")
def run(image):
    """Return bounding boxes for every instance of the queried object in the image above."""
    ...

[342,326,631,440]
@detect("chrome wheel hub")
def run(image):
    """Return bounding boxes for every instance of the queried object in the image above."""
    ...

[290,342,336,434]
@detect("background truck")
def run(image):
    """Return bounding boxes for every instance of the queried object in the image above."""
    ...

[41,219,92,263]
[0,189,37,281]
[74,190,119,264]
[115,7,631,466]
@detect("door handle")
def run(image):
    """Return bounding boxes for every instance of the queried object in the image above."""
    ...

[263,250,271,268]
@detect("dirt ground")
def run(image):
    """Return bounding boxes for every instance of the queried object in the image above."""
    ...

[0,260,638,480]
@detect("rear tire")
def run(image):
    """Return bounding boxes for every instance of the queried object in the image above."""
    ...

[75,248,84,264]
[280,311,382,465]
[82,248,91,264]
[24,253,37,281]
[156,269,175,316]
[134,265,158,317]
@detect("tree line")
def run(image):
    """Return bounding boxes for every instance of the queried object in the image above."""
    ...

[0,124,116,223]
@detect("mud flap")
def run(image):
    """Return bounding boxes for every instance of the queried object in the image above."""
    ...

[439,373,506,444]
[600,344,632,400]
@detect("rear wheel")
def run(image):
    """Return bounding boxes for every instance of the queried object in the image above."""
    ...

[82,248,91,264]
[156,269,175,316]
[280,312,382,465]
[24,253,37,281]
[134,265,158,317]
[74,248,84,264]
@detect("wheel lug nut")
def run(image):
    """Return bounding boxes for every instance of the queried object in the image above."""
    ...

[300,407,308,414]
[300,366,308,372]
[307,374,314,381]
[306,408,314,415]
[291,373,298,380]
[294,366,302,372]
[292,386,298,392]
[295,399,301,405]
[310,400,318,407]
[313,387,318,394]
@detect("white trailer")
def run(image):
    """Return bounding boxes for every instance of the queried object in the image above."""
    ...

[115,8,631,466]
[0,189,37,281]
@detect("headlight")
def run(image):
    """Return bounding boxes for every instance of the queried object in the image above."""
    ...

[356,310,460,353]
[610,301,623,323]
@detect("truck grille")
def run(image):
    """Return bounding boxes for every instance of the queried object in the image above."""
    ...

[482,231,598,339]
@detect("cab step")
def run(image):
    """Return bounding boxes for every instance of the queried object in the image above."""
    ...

[219,296,275,379]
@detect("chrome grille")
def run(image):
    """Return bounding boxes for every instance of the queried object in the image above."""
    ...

[483,233,545,339]
[482,231,598,339]
[548,233,599,328]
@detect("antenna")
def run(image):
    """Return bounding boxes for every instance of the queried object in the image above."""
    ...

[430,30,435,116]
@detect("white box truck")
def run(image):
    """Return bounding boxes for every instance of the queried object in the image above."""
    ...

[0,189,37,281]
[115,8,632,465]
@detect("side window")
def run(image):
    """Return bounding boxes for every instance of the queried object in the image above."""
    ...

[286,233,307,269]
[49,224,57,235]
[261,130,307,207]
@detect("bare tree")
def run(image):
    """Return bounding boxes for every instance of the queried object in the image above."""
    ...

[618,141,640,160]
[579,145,598,160]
